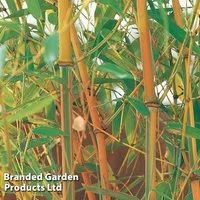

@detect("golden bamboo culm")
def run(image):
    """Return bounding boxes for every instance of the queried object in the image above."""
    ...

[137,0,158,199]
[58,0,109,199]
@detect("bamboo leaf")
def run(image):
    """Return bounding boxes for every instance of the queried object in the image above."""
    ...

[23,79,44,102]
[99,0,123,15]
[76,163,98,173]
[20,138,52,150]
[32,127,64,137]
[127,153,137,168]
[125,109,136,144]
[6,9,29,19]
[94,78,121,84]
[0,21,21,31]
[96,63,134,79]
[166,123,200,139]
[194,72,200,77]
[193,100,200,129]
[41,2,57,11]
[0,45,6,75]
[148,8,200,54]
[48,12,58,25]
[97,86,112,116]
[102,48,135,71]
[155,182,172,199]
[0,96,54,126]
[3,87,16,108]
[112,101,123,137]
[127,97,149,116]
[83,185,139,200]
[6,0,17,13]
[25,0,42,19]
[24,69,63,84]
[44,33,59,66]
[0,29,19,43]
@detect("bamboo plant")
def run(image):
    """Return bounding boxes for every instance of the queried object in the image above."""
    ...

[1,0,200,199]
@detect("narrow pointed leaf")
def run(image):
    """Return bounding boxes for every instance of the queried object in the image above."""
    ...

[25,0,42,19]
[112,101,123,137]
[166,123,200,139]
[96,63,134,79]
[44,33,59,66]
[0,96,54,126]
[128,97,149,116]
[32,127,64,137]
[0,45,6,75]
[20,138,52,150]
[83,185,139,200]
[125,109,136,144]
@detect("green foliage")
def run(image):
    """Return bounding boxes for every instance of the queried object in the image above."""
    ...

[32,126,64,137]
[44,33,59,66]
[20,138,52,150]
[96,63,134,79]
[83,185,139,200]
[0,45,6,75]
[0,96,54,126]
[127,97,149,116]
[125,108,136,144]
[25,0,42,19]
[0,0,199,199]
[155,182,172,199]
[166,123,200,139]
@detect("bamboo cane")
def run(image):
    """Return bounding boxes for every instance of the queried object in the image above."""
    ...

[58,0,74,199]
[57,3,96,196]
[137,1,158,199]
[55,99,96,200]
[172,1,200,199]
[70,24,111,200]
[73,132,96,200]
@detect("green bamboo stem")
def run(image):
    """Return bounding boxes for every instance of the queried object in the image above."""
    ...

[58,0,74,199]
[137,1,158,199]
[60,68,74,200]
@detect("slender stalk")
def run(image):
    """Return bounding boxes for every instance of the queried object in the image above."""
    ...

[137,1,158,199]
[186,41,200,200]
[73,132,96,200]
[172,1,200,199]
[70,24,111,200]
[58,0,74,199]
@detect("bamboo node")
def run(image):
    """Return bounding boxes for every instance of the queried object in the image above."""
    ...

[94,129,103,135]
[58,60,74,67]
[145,101,160,108]
[190,173,199,181]
[183,51,189,58]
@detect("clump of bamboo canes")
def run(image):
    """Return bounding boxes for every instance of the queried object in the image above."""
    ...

[172,0,200,199]
[137,0,159,199]
[70,24,111,200]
